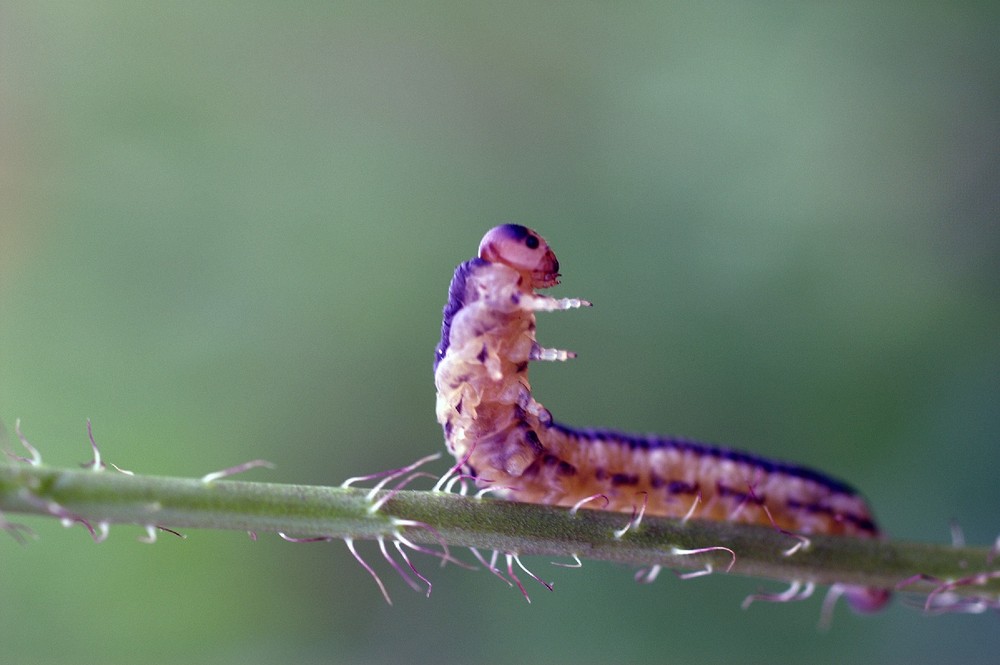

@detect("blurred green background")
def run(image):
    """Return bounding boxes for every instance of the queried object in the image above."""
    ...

[2,2,998,664]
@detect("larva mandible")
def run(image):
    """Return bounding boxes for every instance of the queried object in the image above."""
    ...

[433,224,889,612]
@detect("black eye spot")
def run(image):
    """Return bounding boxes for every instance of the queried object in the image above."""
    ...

[525,235,539,249]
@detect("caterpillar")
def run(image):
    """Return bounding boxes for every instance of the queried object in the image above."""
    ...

[434,223,889,612]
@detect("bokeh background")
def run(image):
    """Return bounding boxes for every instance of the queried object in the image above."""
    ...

[2,2,998,664]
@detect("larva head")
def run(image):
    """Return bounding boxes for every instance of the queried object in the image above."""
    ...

[478,224,560,288]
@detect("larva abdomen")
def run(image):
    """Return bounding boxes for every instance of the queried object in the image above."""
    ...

[512,423,877,537]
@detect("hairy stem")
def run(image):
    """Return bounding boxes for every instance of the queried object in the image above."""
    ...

[1,462,997,601]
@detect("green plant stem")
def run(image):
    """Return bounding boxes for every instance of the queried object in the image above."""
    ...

[1,463,997,600]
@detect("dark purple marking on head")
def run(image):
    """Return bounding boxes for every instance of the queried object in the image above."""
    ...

[476,344,488,364]
[494,223,533,243]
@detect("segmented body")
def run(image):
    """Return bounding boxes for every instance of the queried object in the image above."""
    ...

[435,225,890,611]
[434,224,883,540]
